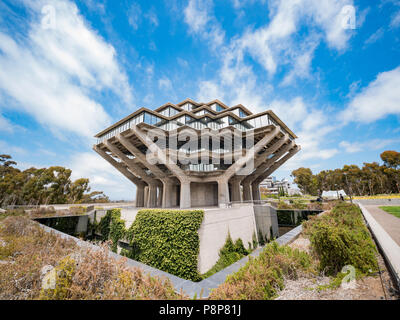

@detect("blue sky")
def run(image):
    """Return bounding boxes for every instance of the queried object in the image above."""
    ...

[0,0,399,200]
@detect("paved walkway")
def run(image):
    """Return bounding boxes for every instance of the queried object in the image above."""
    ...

[364,205,400,246]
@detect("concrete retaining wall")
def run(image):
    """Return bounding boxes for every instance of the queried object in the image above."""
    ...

[253,205,279,240]
[197,204,279,274]
[198,205,256,274]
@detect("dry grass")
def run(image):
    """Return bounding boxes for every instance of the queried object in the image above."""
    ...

[209,242,313,300]
[0,216,184,300]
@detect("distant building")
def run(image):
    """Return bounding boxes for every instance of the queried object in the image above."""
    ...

[260,176,301,196]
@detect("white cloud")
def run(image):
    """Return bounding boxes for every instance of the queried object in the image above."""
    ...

[128,2,142,30]
[0,114,15,133]
[219,0,355,82]
[145,9,159,27]
[340,138,400,153]
[341,65,400,123]
[0,0,133,139]
[183,0,225,49]
[69,152,134,200]
[364,27,384,46]
[184,1,348,170]
[391,10,400,28]
[0,140,26,155]
[158,77,173,91]
[197,81,224,102]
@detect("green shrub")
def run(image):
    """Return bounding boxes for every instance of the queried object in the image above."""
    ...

[95,209,125,252]
[303,202,378,275]
[203,234,250,278]
[125,209,204,281]
[277,201,292,209]
[210,241,312,300]
[291,200,307,210]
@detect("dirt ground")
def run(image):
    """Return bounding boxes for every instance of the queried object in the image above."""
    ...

[276,236,399,300]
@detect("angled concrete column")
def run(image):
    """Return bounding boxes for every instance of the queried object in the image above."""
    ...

[242,182,252,201]
[148,184,158,208]
[157,185,163,207]
[251,183,261,201]
[180,181,191,209]
[135,184,145,207]
[143,186,149,208]
[217,179,230,208]
[230,179,242,202]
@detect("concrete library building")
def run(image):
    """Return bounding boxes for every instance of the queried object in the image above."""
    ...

[93,99,299,209]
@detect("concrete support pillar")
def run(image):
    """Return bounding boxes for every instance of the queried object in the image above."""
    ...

[148,184,158,208]
[180,181,191,209]
[143,186,149,208]
[252,182,261,201]
[230,179,242,203]
[162,181,174,208]
[135,184,145,207]
[242,182,253,201]
[218,180,230,208]
[157,185,163,207]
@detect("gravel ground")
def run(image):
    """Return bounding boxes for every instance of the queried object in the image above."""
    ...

[275,236,399,300]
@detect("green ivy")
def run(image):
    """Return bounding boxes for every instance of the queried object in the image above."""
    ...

[108,210,126,253]
[125,209,204,281]
[97,211,112,240]
[97,209,125,252]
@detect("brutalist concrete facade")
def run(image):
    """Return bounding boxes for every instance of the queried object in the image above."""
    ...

[93,99,300,208]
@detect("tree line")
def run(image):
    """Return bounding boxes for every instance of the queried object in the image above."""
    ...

[291,150,400,197]
[0,154,109,206]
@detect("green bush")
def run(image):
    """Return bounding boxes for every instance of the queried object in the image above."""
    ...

[203,234,250,278]
[210,241,312,300]
[125,209,204,281]
[303,202,378,275]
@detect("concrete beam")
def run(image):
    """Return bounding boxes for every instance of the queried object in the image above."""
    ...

[242,139,294,186]
[127,126,197,184]
[93,145,146,188]
[254,146,301,187]
[116,133,168,179]
[221,126,279,180]
[104,140,162,187]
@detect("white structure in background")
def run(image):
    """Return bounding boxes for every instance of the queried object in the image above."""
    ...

[260,176,301,196]
[322,190,347,199]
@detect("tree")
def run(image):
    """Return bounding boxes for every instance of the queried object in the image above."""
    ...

[291,167,318,196]
[380,150,400,169]
[69,178,90,203]
[0,154,109,205]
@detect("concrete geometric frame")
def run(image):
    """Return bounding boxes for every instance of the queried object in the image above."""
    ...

[93,98,300,208]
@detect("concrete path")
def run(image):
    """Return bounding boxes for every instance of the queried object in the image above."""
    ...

[364,205,400,246]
